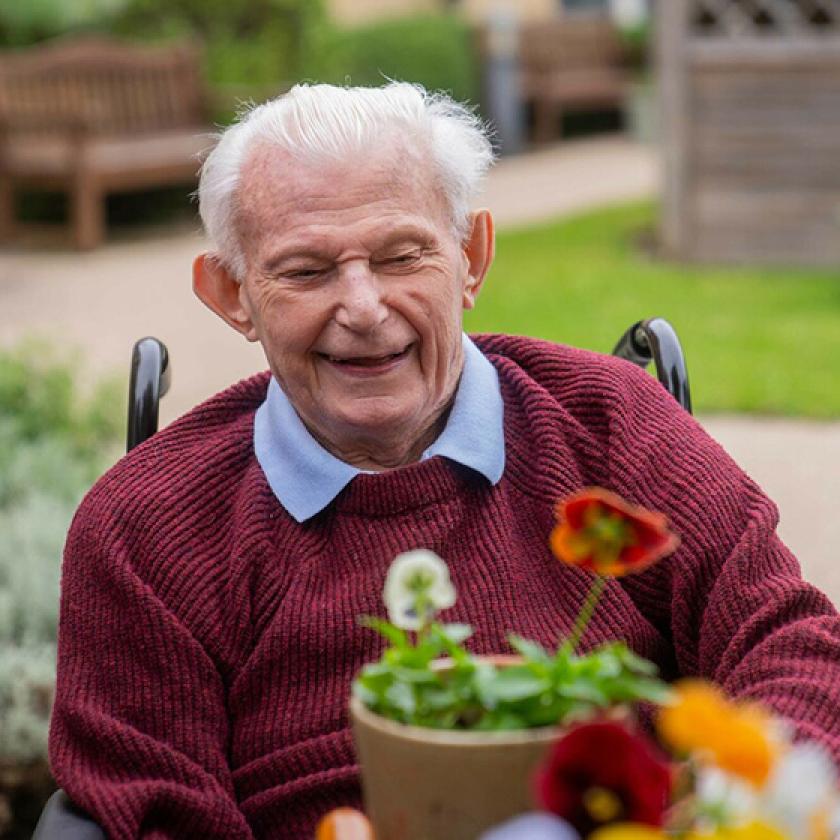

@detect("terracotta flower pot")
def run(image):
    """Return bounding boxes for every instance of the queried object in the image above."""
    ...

[349,656,562,840]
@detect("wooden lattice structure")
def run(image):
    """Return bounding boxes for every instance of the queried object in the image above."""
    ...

[658,0,840,266]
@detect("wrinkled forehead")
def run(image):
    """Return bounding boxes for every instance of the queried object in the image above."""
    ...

[233,137,451,250]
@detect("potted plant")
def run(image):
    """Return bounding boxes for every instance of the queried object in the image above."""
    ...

[349,488,680,840]
[475,678,840,840]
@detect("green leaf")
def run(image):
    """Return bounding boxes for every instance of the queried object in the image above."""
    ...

[508,635,551,664]
[438,623,474,646]
[358,616,408,649]
[351,680,379,707]
[385,682,416,716]
[355,661,394,687]
[421,687,461,711]
[481,668,551,703]
[473,710,530,731]
[607,676,674,705]
[390,666,443,685]
[562,681,610,706]
[612,643,660,676]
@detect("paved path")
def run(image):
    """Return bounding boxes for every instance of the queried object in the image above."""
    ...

[1,136,838,603]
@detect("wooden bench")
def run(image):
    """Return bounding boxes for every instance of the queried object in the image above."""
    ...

[0,36,211,249]
[518,16,630,144]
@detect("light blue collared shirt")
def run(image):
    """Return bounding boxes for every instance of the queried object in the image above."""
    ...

[254,334,505,522]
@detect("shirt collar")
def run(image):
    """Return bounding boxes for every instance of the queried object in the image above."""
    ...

[254,334,505,522]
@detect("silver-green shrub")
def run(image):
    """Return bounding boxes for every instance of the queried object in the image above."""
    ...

[0,344,121,763]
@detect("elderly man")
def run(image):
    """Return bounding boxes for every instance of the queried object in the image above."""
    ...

[49,83,840,839]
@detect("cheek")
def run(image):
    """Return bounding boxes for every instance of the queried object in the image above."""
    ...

[254,291,329,357]
[406,270,463,327]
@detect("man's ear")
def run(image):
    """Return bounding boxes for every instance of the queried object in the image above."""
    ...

[192,253,258,342]
[461,209,495,310]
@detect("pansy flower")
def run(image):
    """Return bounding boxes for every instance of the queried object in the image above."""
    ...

[551,488,680,577]
[382,549,456,631]
[535,720,673,837]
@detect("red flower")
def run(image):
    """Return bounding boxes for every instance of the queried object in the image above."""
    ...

[550,488,679,577]
[535,720,673,837]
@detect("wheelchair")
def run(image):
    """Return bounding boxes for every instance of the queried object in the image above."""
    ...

[32,318,690,838]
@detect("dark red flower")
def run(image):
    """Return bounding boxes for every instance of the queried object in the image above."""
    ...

[534,720,673,837]
[550,488,679,577]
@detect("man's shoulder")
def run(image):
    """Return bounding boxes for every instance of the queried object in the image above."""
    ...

[78,370,272,535]
[471,332,653,407]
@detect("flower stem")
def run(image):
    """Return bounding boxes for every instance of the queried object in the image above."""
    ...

[566,576,607,654]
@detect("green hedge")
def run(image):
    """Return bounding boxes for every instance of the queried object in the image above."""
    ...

[305,14,480,109]
[112,0,324,93]
[1,3,481,122]
[0,0,128,46]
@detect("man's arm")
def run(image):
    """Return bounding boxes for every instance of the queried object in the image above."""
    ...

[693,498,840,748]
[49,497,256,840]
[607,363,840,761]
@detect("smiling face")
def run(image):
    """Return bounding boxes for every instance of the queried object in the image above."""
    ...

[194,140,494,469]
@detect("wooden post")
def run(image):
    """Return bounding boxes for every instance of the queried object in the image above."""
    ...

[0,122,14,243]
[0,178,14,244]
[533,97,562,145]
[71,173,104,250]
[67,121,104,250]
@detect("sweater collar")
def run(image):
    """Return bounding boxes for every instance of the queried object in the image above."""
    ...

[254,334,505,522]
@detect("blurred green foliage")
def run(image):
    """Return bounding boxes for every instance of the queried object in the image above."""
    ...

[111,0,325,95]
[0,0,481,121]
[0,0,128,46]
[618,20,651,73]
[0,343,122,764]
[0,341,122,465]
[304,14,480,107]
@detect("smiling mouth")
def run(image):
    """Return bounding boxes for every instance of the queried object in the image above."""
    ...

[319,344,413,368]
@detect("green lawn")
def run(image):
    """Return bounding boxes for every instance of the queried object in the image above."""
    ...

[464,202,840,419]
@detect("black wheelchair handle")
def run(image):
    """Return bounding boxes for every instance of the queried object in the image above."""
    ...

[126,337,171,452]
[612,317,692,414]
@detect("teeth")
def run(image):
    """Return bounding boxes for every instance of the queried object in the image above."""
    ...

[328,350,403,364]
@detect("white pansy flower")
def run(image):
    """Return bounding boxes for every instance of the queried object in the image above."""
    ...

[383,550,456,631]
[759,743,839,838]
[695,766,756,829]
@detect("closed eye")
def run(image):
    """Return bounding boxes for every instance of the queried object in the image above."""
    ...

[285,268,326,281]
[378,251,423,270]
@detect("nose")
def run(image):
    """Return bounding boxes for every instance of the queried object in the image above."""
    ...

[333,260,389,333]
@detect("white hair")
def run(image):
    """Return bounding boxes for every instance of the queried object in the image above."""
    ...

[197,82,496,280]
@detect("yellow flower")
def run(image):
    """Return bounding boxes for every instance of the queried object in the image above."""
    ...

[687,820,790,840]
[590,824,670,840]
[657,681,777,787]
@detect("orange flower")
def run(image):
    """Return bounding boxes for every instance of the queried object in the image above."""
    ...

[314,808,374,840]
[551,488,680,577]
[657,680,778,787]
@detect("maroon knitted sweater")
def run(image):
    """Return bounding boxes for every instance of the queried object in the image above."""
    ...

[50,334,840,839]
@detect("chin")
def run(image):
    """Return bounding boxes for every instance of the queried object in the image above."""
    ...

[332,400,420,437]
